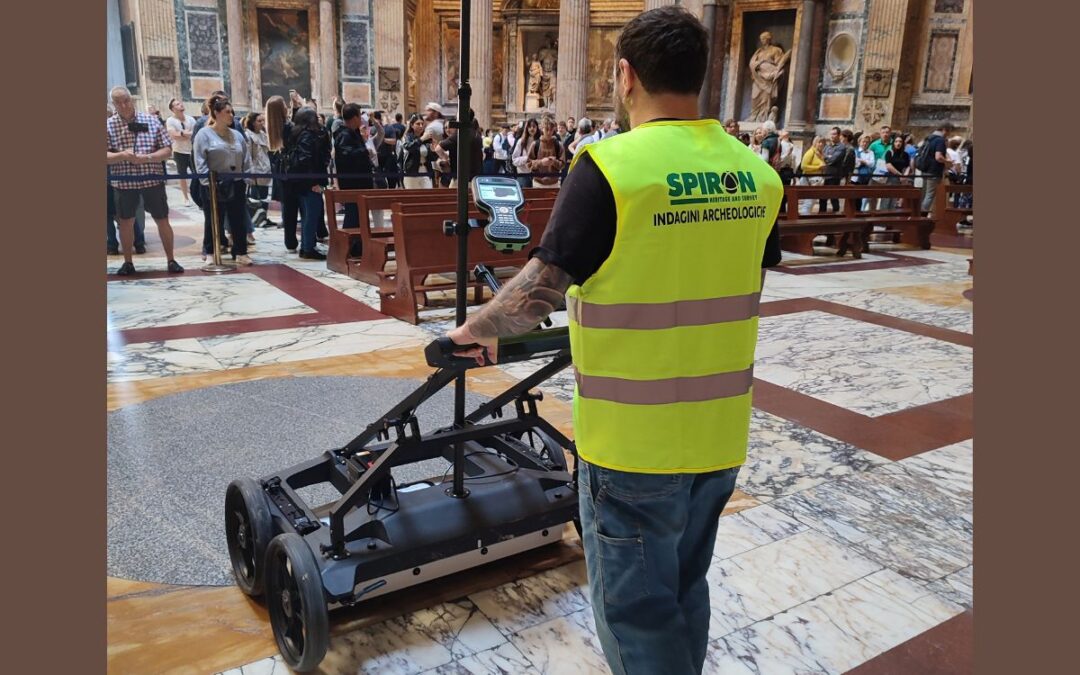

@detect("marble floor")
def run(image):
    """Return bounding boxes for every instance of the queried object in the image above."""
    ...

[107,182,974,674]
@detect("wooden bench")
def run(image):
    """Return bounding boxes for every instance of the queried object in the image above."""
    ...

[378,202,553,324]
[932,182,973,236]
[780,184,933,258]
[324,188,419,277]
[324,188,559,283]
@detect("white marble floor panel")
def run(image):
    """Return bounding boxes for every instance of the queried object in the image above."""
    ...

[468,560,590,637]
[755,310,972,416]
[706,569,963,674]
[316,599,506,674]
[505,608,610,674]
[107,338,225,382]
[713,504,809,560]
[107,275,315,330]
[816,289,973,333]
[200,319,428,369]
[108,320,428,381]
[769,463,972,585]
[741,410,889,501]
[705,529,883,640]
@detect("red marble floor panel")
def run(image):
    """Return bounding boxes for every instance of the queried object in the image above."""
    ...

[846,611,974,675]
[771,251,942,275]
[109,264,386,346]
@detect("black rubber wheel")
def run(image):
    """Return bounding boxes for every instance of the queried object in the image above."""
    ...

[225,478,274,597]
[266,533,330,673]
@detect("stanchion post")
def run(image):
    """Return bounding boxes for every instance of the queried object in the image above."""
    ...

[202,170,236,274]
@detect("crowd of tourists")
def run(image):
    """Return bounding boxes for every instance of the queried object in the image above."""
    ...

[723,118,973,216]
[106,79,968,276]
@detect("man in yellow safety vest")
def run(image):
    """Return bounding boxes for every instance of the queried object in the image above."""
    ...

[448,6,783,673]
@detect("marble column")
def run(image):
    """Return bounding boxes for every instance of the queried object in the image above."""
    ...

[414,0,440,107]
[705,0,731,118]
[373,0,407,117]
[319,0,338,112]
[469,0,493,128]
[556,0,589,121]
[225,0,249,109]
[643,0,675,9]
[786,0,816,130]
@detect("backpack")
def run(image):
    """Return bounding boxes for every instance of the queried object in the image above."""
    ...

[915,137,936,172]
[767,139,784,172]
[841,145,857,176]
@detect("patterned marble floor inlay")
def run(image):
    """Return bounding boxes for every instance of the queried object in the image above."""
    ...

[107,274,315,330]
[756,310,973,416]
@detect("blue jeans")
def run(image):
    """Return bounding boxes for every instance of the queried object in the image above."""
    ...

[578,460,740,675]
[297,189,323,252]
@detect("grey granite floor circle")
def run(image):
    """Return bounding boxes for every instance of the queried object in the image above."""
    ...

[107,375,496,586]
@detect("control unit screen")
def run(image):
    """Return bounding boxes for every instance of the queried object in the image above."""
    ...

[477,183,520,203]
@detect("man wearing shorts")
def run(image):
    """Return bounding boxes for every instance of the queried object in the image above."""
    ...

[106,86,183,275]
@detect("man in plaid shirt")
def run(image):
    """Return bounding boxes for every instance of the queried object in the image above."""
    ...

[106,86,183,275]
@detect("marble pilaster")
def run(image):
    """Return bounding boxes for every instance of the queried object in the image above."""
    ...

[786,0,816,129]
[319,0,338,111]
[555,0,589,121]
[373,0,408,117]
[469,0,494,129]
[643,0,675,9]
[414,0,440,107]
[130,0,181,111]
[856,0,910,130]
[225,0,248,108]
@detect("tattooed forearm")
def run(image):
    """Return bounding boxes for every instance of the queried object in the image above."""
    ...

[466,258,572,339]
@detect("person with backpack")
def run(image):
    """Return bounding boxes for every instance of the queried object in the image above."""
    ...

[286,107,332,259]
[334,103,378,242]
[916,122,953,212]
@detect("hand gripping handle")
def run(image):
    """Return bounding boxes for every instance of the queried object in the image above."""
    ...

[424,337,493,369]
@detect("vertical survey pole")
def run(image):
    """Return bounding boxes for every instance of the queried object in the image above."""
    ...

[449,0,474,499]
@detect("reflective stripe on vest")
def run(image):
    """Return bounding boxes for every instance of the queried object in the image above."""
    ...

[567,119,783,474]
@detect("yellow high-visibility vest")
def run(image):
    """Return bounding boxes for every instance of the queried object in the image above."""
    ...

[567,119,782,474]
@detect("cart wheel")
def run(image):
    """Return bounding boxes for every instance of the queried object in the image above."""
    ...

[266,533,329,673]
[225,478,274,597]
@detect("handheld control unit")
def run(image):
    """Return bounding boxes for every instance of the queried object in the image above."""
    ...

[471,176,531,253]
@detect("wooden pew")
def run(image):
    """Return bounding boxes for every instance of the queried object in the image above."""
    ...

[324,187,559,282]
[378,203,553,324]
[323,188,425,277]
[932,182,973,236]
[780,184,933,257]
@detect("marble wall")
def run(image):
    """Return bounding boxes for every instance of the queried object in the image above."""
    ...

[122,0,971,130]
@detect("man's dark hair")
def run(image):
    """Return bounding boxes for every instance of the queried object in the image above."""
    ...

[395,112,403,123]
[831,126,841,135]
[341,103,362,122]
[941,122,956,133]
[616,6,709,95]
[293,106,321,131]
[841,129,854,142]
